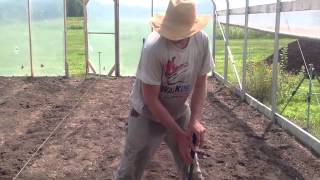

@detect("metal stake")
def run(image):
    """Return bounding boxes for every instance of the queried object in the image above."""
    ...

[307,64,315,130]
[98,52,102,78]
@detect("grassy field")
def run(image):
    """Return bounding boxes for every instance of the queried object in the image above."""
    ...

[0,19,65,76]
[67,17,86,76]
[66,17,319,138]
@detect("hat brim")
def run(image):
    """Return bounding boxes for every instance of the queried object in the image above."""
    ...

[151,14,210,41]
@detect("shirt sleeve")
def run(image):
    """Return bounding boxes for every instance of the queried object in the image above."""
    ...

[136,43,162,86]
[198,32,214,76]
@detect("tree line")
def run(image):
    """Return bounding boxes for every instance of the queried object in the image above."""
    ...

[0,0,83,21]
[67,0,83,17]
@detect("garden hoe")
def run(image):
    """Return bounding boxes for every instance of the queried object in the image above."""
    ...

[187,134,197,180]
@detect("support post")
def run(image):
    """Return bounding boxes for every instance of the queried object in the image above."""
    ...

[271,0,282,121]
[224,0,230,82]
[306,64,314,130]
[64,0,69,77]
[151,0,154,31]
[307,76,312,130]
[242,0,249,100]
[83,0,89,75]
[114,0,120,77]
[151,0,154,17]
[27,0,34,77]
[98,52,102,78]
[211,0,217,76]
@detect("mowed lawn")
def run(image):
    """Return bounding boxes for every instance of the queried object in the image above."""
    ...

[67,17,86,76]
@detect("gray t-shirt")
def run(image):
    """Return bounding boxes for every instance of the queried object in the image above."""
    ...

[130,30,213,119]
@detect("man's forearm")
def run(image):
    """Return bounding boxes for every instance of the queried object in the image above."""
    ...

[142,84,184,135]
[146,99,184,135]
[190,75,207,123]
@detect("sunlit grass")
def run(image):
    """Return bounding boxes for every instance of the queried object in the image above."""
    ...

[67,17,85,76]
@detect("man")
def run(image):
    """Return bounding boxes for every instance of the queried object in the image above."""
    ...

[116,0,213,179]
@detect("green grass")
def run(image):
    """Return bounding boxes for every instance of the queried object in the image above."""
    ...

[0,19,65,76]
[67,17,85,76]
[279,80,320,131]
[66,17,320,138]
[214,38,295,82]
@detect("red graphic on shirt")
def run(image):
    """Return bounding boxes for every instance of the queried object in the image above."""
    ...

[165,57,177,76]
[163,56,188,85]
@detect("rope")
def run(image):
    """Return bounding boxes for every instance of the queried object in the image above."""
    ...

[215,11,243,90]
[13,79,90,180]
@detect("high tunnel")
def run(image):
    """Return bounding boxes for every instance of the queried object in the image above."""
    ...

[0,0,319,179]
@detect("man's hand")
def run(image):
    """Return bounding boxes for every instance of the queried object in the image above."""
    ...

[190,74,207,148]
[188,120,206,147]
[175,130,194,165]
[142,83,196,164]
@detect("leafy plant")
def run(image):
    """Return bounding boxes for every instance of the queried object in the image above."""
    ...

[246,61,272,103]
[277,47,304,107]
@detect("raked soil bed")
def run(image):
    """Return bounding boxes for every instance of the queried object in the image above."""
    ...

[0,77,319,180]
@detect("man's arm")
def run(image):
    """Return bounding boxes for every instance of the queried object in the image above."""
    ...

[142,83,194,164]
[142,83,183,134]
[189,74,207,146]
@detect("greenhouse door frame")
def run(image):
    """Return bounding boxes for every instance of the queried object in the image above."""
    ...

[83,0,120,77]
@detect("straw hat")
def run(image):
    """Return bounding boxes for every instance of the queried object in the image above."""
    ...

[151,0,210,41]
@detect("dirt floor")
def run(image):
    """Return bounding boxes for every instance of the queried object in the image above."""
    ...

[266,39,320,74]
[0,76,319,180]
[286,39,320,74]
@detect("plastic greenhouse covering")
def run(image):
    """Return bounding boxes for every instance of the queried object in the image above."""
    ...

[0,0,66,76]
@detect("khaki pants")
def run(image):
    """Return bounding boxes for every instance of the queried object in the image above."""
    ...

[115,108,202,180]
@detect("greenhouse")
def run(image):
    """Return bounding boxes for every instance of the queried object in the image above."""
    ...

[0,0,319,179]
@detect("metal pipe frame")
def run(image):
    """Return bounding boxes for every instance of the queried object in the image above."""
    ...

[26,0,68,77]
[271,0,281,121]
[88,32,115,35]
[211,0,320,157]
[219,21,320,41]
[211,0,216,76]
[223,0,230,82]
[151,0,154,17]
[64,0,69,77]
[151,0,154,32]
[216,17,242,89]
[217,0,320,16]
[83,0,89,76]
[214,72,320,156]
[241,0,249,100]
[114,0,120,77]
[27,0,34,77]
[83,0,119,77]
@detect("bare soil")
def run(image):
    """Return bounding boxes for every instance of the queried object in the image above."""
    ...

[266,39,320,74]
[0,77,319,180]
[286,39,320,74]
